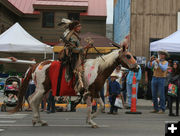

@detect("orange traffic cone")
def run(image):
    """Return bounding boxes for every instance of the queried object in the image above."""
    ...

[126,73,141,114]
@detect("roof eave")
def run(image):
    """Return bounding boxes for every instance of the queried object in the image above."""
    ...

[33,4,88,11]
[0,0,23,16]
[80,15,106,20]
[21,11,40,18]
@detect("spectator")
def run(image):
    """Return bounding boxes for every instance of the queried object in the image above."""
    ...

[145,59,154,100]
[41,92,49,112]
[25,80,36,111]
[25,58,36,111]
[148,50,169,114]
[107,73,121,115]
[0,57,17,64]
[7,81,18,101]
[91,87,105,113]
[165,60,173,108]
[113,65,123,84]
[168,61,180,116]
[46,90,56,113]
[100,87,105,113]
[126,57,142,109]
[120,69,128,103]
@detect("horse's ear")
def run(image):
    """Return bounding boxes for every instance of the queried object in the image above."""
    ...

[123,45,125,52]
[118,48,123,54]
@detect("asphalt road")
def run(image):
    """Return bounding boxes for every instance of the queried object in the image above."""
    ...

[0,104,179,136]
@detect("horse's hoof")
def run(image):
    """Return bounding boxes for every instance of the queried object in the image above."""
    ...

[91,124,99,128]
[91,115,97,119]
[41,122,48,126]
[32,121,36,126]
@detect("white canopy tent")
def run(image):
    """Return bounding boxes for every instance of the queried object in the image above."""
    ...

[0,22,53,54]
[150,30,180,52]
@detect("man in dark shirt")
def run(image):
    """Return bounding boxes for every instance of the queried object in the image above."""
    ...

[145,64,153,100]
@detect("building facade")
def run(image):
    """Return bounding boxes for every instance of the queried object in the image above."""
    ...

[114,0,131,44]
[0,0,106,45]
[130,0,180,59]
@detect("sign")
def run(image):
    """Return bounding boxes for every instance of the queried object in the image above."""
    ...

[136,56,146,65]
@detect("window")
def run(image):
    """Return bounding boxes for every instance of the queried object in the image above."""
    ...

[68,13,80,21]
[42,12,54,28]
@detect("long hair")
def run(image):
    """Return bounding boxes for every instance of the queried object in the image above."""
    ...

[172,61,180,75]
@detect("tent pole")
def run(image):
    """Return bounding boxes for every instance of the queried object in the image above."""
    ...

[52,52,55,60]
[44,52,46,59]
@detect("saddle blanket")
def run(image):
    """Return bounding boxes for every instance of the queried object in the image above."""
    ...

[49,61,76,96]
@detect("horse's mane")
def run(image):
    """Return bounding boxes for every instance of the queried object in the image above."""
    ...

[86,49,121,71]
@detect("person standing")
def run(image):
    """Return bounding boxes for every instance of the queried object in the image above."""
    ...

[121,70,128,103]
[91,87,105,113]
[107,73,121,114]
[46,90,56,114]
[168,61,180,116]
[113,65,125,105]
[113,65,123,84]
[148,50,169,114]
[25,79,36,111]
[165,60,173,108]
[25,58,36,111]
[145,58,154,100]
[126,57,142,109]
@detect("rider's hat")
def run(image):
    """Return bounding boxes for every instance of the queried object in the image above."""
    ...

[158,50,169,58]
[58,18,81,30]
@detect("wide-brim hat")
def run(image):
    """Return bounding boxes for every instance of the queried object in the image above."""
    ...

[110,73,119,78]
[158,50,169,58]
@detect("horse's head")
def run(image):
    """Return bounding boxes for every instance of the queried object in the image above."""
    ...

[118,48,139,72]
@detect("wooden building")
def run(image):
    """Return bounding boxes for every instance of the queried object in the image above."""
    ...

[0,0,106,45]
[0,0,107,73]
[130,0,180,59]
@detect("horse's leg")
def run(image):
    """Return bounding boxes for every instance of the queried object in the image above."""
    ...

[91,97,105,119]
[98,97,105,112]
[30,88,47,126]
[29,62,51,126]
[86,95,98,128]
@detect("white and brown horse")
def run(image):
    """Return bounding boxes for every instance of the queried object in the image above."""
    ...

[12,48,138,128]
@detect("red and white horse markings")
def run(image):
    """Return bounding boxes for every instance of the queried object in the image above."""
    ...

[13,48,138,128]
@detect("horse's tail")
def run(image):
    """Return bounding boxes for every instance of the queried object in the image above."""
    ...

[11,67,33,113]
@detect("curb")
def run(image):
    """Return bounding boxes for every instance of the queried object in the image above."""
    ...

[0,103,110,108]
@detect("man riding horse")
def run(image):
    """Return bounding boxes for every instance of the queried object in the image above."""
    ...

[58,18,91,94]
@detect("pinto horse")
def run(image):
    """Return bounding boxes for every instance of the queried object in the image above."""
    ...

[12,48,138,128]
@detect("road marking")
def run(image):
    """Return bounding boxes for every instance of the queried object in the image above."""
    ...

[0,121,16,123]
[49,124,109,127]
[0,114,28,119]
[0,129,4,132]
[0,124,109,127]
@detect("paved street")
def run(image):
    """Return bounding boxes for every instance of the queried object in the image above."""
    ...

[0,99,179,136]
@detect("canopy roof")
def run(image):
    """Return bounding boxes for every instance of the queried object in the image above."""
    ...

[0,22,53,53]
[53,32,119,53]
[80,32,119,47]
[150,30,180,52]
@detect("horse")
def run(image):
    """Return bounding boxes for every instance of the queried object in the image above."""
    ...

[12,47,139,128]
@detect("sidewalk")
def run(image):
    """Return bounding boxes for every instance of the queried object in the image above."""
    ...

[0,93,153,109]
